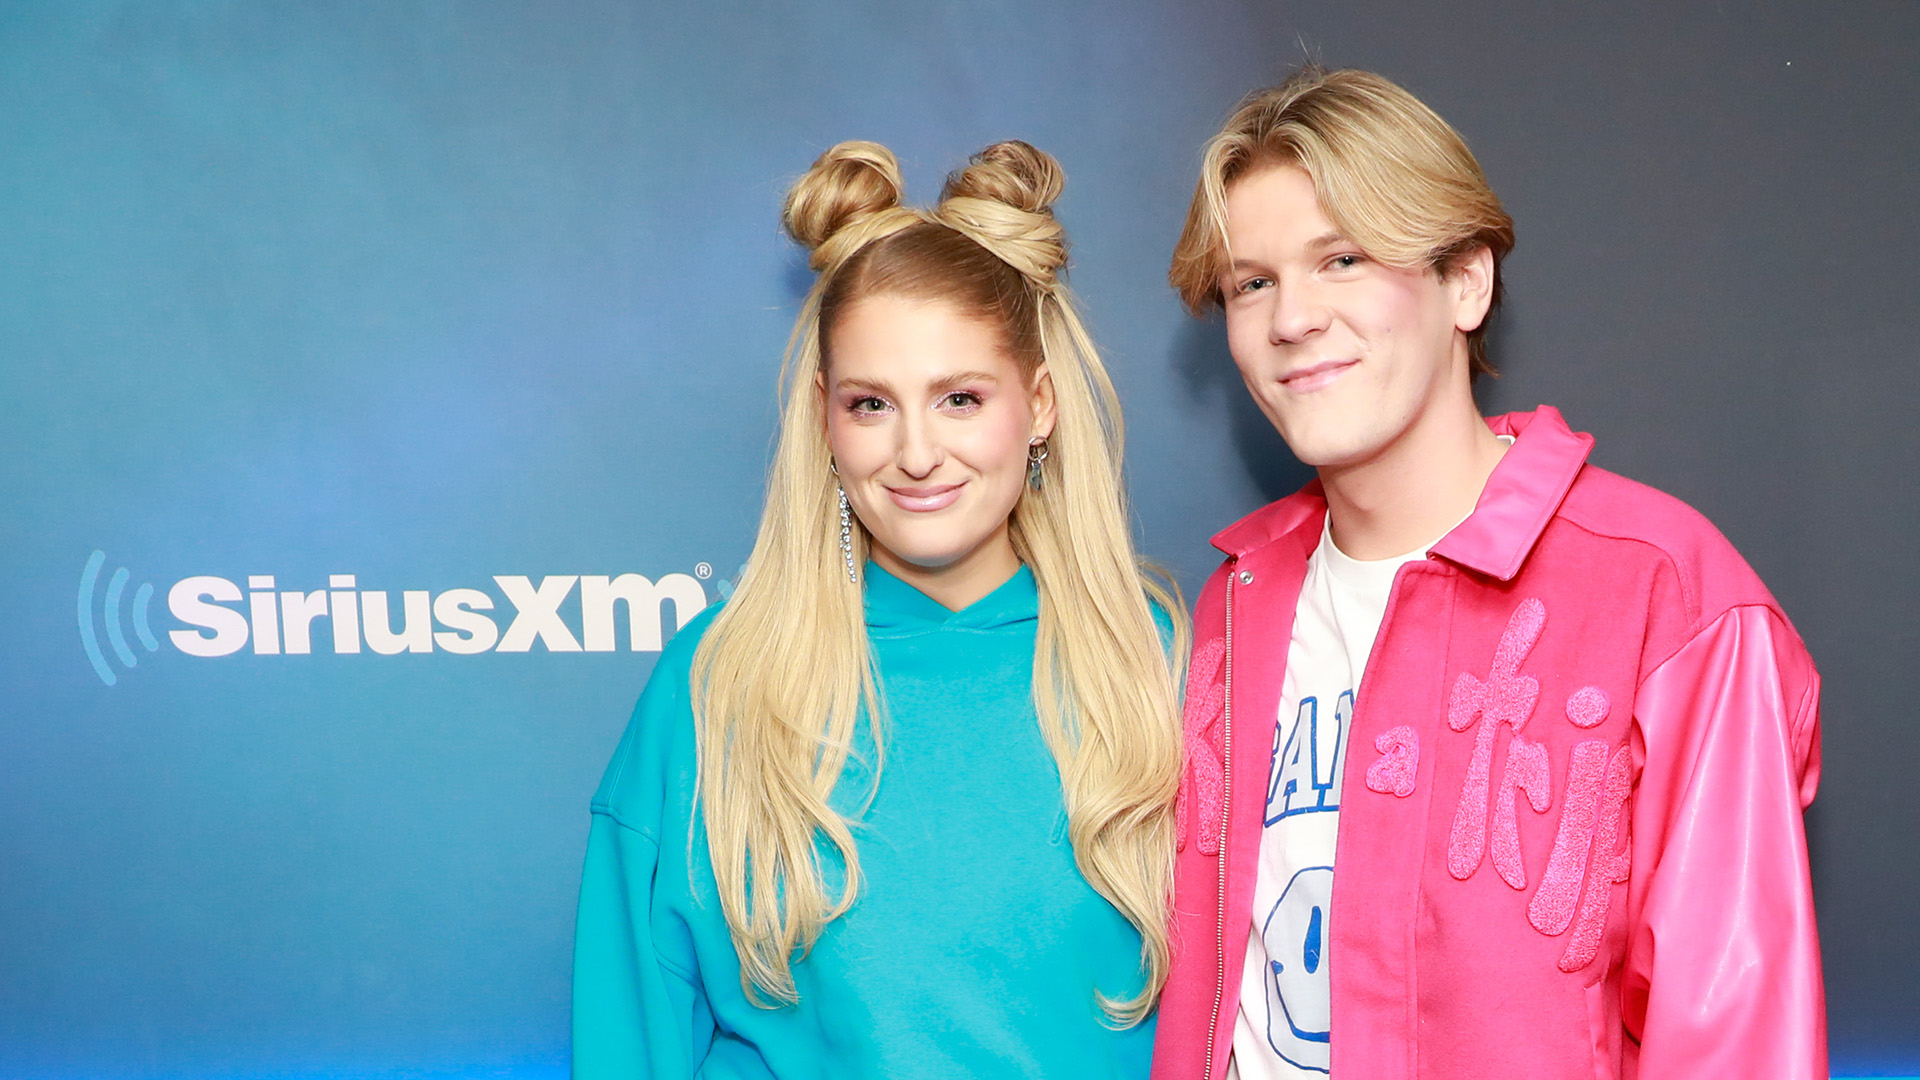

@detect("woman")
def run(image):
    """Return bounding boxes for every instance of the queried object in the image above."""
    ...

[572,139,1186,1078]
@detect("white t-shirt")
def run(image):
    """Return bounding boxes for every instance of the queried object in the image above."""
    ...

[1226,519,1436,1079]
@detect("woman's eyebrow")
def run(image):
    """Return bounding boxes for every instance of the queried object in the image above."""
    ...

[928,370,1002,393]
[832,376,892,395]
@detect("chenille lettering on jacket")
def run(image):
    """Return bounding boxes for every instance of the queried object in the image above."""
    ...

[1151,406,1824,1080]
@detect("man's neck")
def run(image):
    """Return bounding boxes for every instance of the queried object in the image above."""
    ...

[1318,390,1509,561]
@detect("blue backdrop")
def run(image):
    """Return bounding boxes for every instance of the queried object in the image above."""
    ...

[4,3,1915,1078]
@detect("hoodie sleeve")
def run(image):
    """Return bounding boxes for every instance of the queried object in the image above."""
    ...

[571,614,720,1079]
[1622,603,1825,1079]
[572,811,714,1079]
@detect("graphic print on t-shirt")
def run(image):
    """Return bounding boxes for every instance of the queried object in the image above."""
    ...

[1259,689,1351,1067]
[1268,691,1350,823]
[1263,865,1335,1067]
[1253,688,1349,1073]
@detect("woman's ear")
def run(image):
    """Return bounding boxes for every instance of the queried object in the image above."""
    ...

[1028,364,1058,441]
[815,370,830,437]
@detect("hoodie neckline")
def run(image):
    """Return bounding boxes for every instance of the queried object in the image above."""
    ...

[863,561,1039,637]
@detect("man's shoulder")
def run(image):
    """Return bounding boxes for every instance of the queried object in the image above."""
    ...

[1559,463,1721,547]
[1554,462,1779,618]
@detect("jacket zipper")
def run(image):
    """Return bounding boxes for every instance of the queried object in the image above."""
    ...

[1203,565,1236,1078]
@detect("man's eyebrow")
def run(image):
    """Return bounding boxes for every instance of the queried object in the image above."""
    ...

[1226,232,1351,272]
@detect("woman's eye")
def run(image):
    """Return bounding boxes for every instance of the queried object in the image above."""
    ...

[850,396,888,414]
[942,391,981,409]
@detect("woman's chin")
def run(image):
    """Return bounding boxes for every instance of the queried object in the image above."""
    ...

[869,533,1000,575]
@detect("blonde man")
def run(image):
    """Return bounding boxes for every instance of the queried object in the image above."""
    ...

[1153,68,1824,1080]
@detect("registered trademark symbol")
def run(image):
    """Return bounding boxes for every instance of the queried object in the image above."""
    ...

[694,562,713,580]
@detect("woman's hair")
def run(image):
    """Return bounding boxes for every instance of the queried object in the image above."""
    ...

[689,138,1188,1024]
[1169,66,1516,378]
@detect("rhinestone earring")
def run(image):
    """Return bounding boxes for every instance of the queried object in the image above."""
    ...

[838,484,856,583]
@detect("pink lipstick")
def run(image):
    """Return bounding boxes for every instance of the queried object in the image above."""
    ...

[887,482,965,512]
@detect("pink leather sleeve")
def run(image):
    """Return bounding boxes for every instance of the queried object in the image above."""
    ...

[1622,604,1826,1079]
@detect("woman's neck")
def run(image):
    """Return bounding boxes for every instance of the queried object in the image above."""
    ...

[869,522,1021,611]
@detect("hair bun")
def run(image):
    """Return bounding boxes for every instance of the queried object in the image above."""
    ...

[783,142,907,255]
[940,140,1065,213]
[936,140,1069,283]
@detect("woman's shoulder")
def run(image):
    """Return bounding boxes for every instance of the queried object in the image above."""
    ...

[589,601,726,829]
[654,599,725,687]
[1148,594,1178,644]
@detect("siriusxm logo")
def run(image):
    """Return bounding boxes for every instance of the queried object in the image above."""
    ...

[77,551,162,686]
[78,550,716,686]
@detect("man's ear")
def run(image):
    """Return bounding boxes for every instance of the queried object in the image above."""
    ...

[1029,364,1058,441]
[1451,245,1496,334]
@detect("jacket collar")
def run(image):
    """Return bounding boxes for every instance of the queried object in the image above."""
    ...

[1211,406,1594,582]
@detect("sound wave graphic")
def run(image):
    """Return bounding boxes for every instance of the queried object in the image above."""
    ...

[79,550,160,686]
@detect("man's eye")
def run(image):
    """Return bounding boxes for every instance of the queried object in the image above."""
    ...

[1235,276,1273,294]
[1329,254,1364,270]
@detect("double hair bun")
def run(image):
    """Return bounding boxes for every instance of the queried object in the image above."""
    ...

[782,139,1068,284]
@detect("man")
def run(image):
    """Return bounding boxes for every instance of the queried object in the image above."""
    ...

[1152,67,1824,1079]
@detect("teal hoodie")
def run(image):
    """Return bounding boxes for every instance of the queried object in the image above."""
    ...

[571,562,1156,1079]
[568,564,1152,1076]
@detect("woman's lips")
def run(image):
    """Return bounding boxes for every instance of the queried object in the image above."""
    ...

[886,482,965,512]
[1280,358,1359,394]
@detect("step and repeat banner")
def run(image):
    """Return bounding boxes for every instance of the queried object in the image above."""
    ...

[3,3,1915,1078]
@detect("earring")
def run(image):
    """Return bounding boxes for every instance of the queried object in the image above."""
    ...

[838,484,857,583]
[1026,438,1049,491]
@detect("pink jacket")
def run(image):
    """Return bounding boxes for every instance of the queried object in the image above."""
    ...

[1152,406,1825,1080]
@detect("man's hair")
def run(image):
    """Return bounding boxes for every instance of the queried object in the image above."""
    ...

[1169,66,1515,378]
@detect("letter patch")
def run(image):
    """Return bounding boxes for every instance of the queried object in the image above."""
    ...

[1364,725,1419,797]
[1439,599,1637,974]
[1492,736,1552,890]
[1447,598,1546,879]
[1176,636,1227,854]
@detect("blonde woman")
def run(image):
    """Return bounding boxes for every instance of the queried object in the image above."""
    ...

[571,140,1187,1078]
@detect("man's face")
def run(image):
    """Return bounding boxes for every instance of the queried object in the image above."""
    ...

[1220,164,1484,470]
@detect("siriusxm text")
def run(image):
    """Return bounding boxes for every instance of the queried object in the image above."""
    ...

[167,573,708,657]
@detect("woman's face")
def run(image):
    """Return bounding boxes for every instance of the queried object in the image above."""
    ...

[820,294,1055,607]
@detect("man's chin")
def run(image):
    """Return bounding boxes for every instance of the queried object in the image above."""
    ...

[1273,426,1378,471]
[1262,407,1367,467]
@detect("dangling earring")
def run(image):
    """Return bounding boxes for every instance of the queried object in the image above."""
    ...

[837,484,857,583]
[1026,437,1049,491]
[828,456,857,583]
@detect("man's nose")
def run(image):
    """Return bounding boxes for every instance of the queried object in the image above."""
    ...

[1270,278,1330,344]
